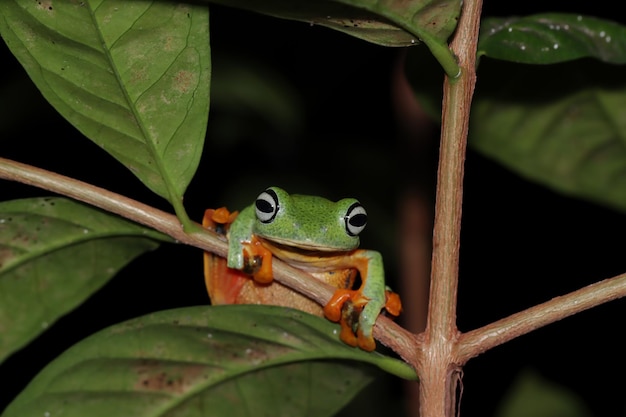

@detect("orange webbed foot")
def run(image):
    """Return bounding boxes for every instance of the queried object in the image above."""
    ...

[355,328,376,352]
[323,289,356,322]
[241,236,274,285]
[324,289,376,351]
[203,208,273,285]
[384,290,403,318]
[203,207,239,234]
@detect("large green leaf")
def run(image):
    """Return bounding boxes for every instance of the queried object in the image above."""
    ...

[0,197,169,364]
[470,60,626,212]
[205,0,461,48]
[0,1,211,203]
[478,14,626,64]
[3,305,416,417]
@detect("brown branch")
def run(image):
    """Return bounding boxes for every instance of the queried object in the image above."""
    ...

[0,156,416,359]
[455,272,626,363]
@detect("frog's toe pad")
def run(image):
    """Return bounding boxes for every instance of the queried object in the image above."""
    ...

[338,322,375,351]
[324,289,353,322]
[356,329,376,352]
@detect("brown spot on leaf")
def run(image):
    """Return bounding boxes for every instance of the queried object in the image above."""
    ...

[174,71,194,93]
[131,68,147,85]
[36,0,53,11]
[163,36,174,51]
[0,243,12,255]
[0,246,17,268]
[134,359,211,394]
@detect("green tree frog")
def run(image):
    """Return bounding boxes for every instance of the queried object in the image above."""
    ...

[202,186,402,351]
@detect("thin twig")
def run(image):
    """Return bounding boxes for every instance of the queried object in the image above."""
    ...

[455,272,626,363]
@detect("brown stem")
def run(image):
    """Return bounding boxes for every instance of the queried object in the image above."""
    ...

[0,156,415,358]
[417,0,482,415]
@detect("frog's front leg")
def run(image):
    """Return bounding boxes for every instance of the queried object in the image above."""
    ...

[227,206,274,284]
[323,249,398,351]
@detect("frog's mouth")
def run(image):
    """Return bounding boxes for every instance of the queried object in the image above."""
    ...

[260,239,356,271]
[260,238,352,258]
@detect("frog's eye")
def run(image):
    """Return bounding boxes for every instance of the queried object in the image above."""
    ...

[256,188,280,223]
[344,202,367,236]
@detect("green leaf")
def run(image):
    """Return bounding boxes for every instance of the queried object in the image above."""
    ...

[3,305,416,417]
[495,369,592,417]
[470,59,626,212]
[204,0,461,48]
[479,14,626,64]
[0,197,168,364]
[404,46,626,213]
[0,1,211,204]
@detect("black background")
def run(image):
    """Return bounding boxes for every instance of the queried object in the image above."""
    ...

[2,1,626,416]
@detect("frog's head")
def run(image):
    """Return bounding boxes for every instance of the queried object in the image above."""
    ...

[252,186,367,251]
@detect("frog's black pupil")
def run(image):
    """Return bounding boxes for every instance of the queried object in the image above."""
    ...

[349,213,367,227]
[256,199,273,214]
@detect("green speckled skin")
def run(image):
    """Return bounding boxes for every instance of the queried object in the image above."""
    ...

[226,186,387,344]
